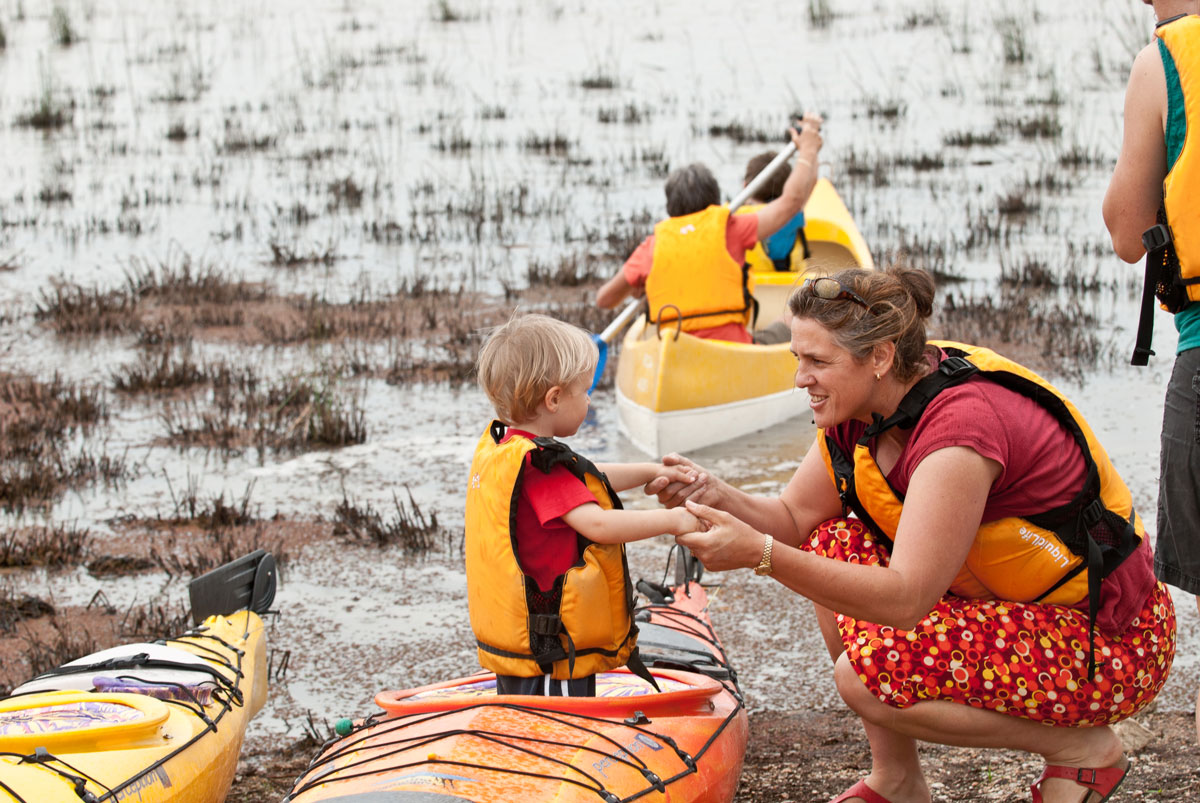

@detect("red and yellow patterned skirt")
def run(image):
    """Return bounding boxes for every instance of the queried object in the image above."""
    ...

[803,518,1176,726]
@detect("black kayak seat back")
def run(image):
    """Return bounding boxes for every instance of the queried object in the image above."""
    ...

[188,549,277,625]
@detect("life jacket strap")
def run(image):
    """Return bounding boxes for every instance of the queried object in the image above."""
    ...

[1132,222,1171,366]
[625,647,662,693]
[860,355,977,441]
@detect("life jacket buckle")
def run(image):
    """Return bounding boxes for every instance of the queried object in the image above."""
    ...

[1141,223,1173,253]
[938,355,975,380]
[1080,498,1105,531]
[529,614,562,636]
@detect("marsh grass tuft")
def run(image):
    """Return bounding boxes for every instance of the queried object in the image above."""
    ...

[579,70,618,90]
[161,373,366,453]
[0,373,125,510]
[996,187,1040,216]
[50,4,77,46]
[807,0,833,28]
[706,120,777,144]
[937,290,1114,382]
[0,590,55,634]
[333,489,448,553]
[111,346,206,393]
[149,524,287,580]
[16,59,73,129]
[86,554,156,576]
[527,253,610,287]
[943,128,1003,148]
[997,16,1028,64]
[430,0,478,23]
[163,476,258,530]
[0,524,91,568]
[521,132,572,156]
[1058,143,1108,169]
[268,235,341,268]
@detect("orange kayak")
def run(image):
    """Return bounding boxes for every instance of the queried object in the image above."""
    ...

[284,550,747,802]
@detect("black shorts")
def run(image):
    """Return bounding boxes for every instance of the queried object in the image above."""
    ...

[494,673,596,697]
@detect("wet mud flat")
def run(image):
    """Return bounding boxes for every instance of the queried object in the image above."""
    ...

[0,0,1197,801]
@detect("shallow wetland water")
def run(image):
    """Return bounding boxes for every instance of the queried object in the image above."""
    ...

[0,0,1197,800]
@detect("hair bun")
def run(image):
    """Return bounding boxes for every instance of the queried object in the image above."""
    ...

[890,266,935,319]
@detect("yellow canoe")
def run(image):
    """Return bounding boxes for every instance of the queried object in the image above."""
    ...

[0,552,274,803]
[616,177,873,456]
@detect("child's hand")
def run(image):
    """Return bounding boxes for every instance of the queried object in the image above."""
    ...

[673,506,705,535]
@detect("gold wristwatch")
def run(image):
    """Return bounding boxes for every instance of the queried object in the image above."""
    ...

[754,534,774,576]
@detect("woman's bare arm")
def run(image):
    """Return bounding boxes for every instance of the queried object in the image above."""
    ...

[679,446,998,629]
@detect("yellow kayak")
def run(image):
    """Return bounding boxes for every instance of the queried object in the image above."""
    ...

[0,551,274,803]
[616,177,873,456]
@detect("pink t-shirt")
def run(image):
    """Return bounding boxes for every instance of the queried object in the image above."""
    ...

[827,362,1156,633]
[829,378,1086,522]
[621,213,759,344]
[502,430,598,592]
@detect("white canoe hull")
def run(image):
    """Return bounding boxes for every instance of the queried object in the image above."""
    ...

[616,384,803,457]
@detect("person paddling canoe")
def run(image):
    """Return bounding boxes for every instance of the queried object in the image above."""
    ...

[595,114,823,344]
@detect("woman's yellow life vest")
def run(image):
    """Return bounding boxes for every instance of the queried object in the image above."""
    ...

[734,204,805,273]
[817,342,1143,610]
[645,205,753,332]
[1155,15,1200,308]
[464,422,638,679]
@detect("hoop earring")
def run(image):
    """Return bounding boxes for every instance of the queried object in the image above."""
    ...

[874,372,881,382]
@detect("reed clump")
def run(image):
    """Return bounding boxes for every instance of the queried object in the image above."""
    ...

[333,489,448,553]
[0,524,91,568]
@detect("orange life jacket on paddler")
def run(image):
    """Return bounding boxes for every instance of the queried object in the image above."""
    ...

[464,422,640,679]
[645,205,754,332]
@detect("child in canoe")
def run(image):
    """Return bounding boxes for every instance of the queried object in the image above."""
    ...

[466,312,700,697]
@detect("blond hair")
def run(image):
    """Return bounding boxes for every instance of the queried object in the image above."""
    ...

[477,313,598,424]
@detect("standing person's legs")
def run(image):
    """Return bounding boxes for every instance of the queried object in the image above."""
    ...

[1155,347,1200,743]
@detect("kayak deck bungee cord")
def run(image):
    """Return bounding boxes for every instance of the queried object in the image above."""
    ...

[0,550,275,803]
[285,547,747,803]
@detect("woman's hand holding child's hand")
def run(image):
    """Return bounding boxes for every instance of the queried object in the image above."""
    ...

[674,500,762,572]
[644,454,712,508]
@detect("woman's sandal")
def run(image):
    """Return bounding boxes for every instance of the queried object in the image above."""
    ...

[1030,756,1131,803]
[828,778,893,803]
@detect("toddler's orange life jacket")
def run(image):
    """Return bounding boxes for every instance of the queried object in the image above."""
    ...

[465,422,638,679]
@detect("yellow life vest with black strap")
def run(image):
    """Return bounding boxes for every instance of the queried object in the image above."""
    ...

[464,422,639,680]
[734,204,808,273]
[1132,13,1200,363]
[645,205,754,332]
[817,343,1143,671]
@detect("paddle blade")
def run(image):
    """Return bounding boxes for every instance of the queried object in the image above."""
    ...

[588,336,608,394]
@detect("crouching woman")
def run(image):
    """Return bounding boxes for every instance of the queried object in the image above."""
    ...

[651,267,1176,803]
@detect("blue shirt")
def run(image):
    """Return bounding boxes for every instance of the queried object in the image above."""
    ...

[764,212,805,261]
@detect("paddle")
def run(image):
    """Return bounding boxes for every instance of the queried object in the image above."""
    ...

[588,137,801,394]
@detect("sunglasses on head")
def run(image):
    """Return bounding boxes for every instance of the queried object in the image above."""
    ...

[802,277,871,312]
